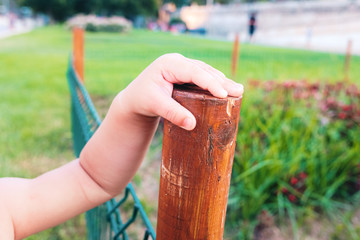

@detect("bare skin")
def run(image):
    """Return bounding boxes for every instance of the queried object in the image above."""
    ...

[0,53,244,239]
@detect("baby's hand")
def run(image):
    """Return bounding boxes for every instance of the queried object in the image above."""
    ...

[79,54,244,201]
[116,53,243,130]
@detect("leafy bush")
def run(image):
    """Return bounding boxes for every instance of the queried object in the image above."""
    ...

[66,15,132,33]
[227,80,360,238]
[20,0,159,22]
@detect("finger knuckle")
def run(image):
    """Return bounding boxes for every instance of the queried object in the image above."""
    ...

[164,108,178,123]
[158,53,183,62]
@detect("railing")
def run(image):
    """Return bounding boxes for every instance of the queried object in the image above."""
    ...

[67,60,156,240]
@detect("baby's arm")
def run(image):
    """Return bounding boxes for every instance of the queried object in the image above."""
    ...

[0,54,243,239]
[0,160,110,239]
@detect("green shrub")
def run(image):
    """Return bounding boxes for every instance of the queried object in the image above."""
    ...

[227,80,360,238]
[67,15,132,33]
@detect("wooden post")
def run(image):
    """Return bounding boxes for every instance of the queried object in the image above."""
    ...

[157,84,242,240]
[73,27,85,83]
[344,39,352,82]
[231,33,240,79]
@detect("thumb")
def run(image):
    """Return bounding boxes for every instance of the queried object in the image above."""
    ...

[155,94,196,131]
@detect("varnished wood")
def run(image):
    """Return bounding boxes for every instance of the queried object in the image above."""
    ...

[73,27,84,83]
[231,33,240,79]
[157,84,242,240]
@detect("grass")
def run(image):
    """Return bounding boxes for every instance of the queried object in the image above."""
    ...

[1,25,359,239]
[0,26,82,239]
[83,30,360,96]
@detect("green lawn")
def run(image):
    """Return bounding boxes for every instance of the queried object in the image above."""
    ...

[1,25,359,239]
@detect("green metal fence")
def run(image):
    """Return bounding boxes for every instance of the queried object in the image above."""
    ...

[67,58,156,240]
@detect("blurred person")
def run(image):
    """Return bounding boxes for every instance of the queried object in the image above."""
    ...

[248,12,257,43]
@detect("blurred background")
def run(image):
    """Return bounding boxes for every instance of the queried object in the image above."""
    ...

[2,0,360,53]
[0,0,359,239]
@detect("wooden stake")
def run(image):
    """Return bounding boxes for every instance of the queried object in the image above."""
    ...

[344,39,352,82]
[231,33,240,79]
[156,84,242,240]
[73,27,85,83]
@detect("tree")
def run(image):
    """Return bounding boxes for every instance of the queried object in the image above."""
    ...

[163,0,232,7]
[72,0,101,15]
[18,0,159,22]
[100,0,158,19]
[162,0,190,8]
[20,0,73,21]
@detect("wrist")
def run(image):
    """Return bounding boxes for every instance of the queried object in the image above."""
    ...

[79,91,160,196]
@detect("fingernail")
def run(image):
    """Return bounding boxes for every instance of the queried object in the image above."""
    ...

[182,117,195,130]
[235,83,244,93]
[219,89,228,98]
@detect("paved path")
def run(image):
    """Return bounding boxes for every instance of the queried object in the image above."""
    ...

[182,0,360,56]
[253,13,360,56]
[0,16,36,39]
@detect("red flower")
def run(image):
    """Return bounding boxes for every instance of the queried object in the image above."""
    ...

[284,81,297,89]
[299,172,307,180]
[281,187,288,194]
[326,98,337,108]
[264,81,275,92]
[288,194,296,202]
[338,112,347,120]
[290,177,298,185]
[308,83,319,92]
[248,79,261,88]
[346,84,360,97]
[342,105,352,112]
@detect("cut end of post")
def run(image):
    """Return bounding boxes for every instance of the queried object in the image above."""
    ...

[172,84,242,119]
[173,84,242,101]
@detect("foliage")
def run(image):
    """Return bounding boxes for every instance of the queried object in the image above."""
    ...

[66,15,132,33]
[226,80,360,239]
[163,0,232,7]
[196,0,233,4]
[99,0,158,20]
[18,0,159,22]
[169,17,186,26]
[19,0,72,21]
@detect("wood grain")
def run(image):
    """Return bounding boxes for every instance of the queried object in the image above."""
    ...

[73,27,84,83]
[156,84,242,240]
[231,33,240,79]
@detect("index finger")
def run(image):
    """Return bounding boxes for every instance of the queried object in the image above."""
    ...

[157,54,243,98]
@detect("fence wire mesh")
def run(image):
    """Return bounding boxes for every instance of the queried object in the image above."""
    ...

[67,59,156,240]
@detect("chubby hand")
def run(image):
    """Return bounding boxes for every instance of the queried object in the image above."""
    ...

[80,53,244,196]
[117,53,244,130]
